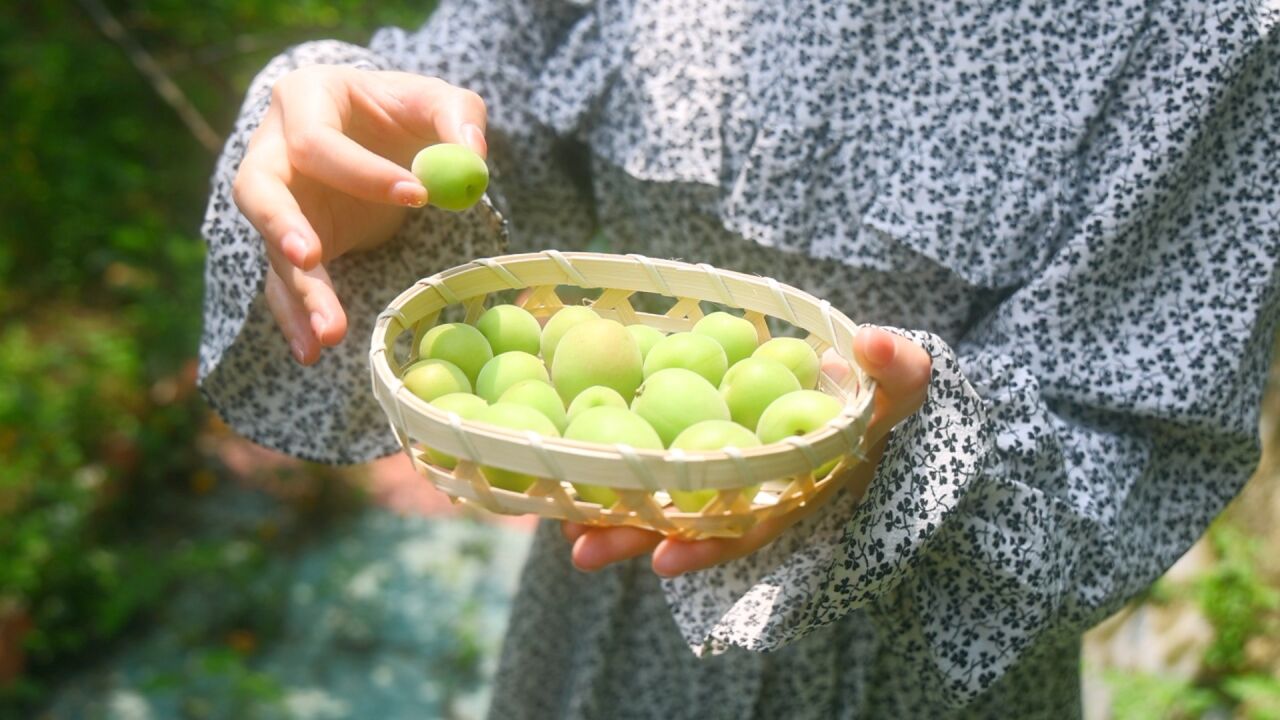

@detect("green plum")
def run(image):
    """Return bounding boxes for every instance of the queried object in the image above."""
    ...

[755,390,845,476]
[642,332,729,387]
[668,420,762,512]
[424,392,488,468]
[626,324,666,360]
[475,304,541,356]
[411,143,489,212]
[563,407,663,507]
[540,306,600,367]
[566,385,628,424]
[630,368,730,447]
[693,312,759,366]
[720,357,801,432]
[472,402,560,491]
[752,337,821,390]
[418,322,493,386]
[474,351,550,403]
[499,379,568,432]
[551,318,644,404]
[403,358,471,402]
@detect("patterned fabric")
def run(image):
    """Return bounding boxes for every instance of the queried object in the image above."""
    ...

[199,1,1280,716]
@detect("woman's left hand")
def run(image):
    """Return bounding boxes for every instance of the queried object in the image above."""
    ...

[561,326,932,577]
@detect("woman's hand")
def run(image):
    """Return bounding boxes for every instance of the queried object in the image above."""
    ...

[561,326,932,576]
[233,66,488,364]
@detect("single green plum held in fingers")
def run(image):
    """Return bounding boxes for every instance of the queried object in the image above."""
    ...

[412,143,490,211]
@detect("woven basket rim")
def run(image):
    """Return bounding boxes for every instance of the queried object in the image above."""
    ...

[369,251,875,492]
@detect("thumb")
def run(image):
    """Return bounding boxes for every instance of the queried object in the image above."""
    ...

[852,326,931,439]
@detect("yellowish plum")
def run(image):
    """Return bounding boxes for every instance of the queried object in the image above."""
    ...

[539,306,599,367]
[550,318,643,405]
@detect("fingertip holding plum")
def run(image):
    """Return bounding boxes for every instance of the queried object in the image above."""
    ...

[392,180,428,207]
[462,123,488,158]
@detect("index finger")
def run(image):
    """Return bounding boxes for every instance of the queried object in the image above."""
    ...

[375,72,489,157]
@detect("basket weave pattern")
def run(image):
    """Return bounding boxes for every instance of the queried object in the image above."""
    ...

[370,251,876,539]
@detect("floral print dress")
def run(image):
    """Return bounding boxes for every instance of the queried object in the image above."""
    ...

[198,1,1280,717]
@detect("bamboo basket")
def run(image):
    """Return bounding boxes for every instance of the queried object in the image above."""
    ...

[369,251,876,539]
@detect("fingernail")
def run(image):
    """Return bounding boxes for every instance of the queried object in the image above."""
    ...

[310,311,326,336]
[282,231,309,264]
[463,123,488,158]
[290,339,307,364]
[862,330,896,367]
[393,180,427,207]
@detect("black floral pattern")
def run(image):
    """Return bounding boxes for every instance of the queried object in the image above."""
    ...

[200,1,1280,716]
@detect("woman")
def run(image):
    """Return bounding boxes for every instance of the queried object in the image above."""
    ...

[200,1,1279,716]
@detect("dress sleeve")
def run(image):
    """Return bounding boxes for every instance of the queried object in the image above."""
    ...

[659,14,1280,707]
[198,1,597,463]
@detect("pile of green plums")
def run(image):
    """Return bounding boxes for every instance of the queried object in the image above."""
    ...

[403,302,840,512]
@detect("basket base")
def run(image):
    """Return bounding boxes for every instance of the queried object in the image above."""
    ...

[413,449,860,540]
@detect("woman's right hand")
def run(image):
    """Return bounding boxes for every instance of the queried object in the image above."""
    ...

[233,66,488,365]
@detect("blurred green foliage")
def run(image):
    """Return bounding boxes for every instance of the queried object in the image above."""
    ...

[0,0,430,712]
[1110,523,1280,719]
[2,1,1278,718]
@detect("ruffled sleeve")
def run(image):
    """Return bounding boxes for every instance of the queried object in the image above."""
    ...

[660,6,1280,707]
[198,1,598,463]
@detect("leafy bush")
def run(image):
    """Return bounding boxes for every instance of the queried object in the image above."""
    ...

[0,0,431,711]
[1109,521,1280,719]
